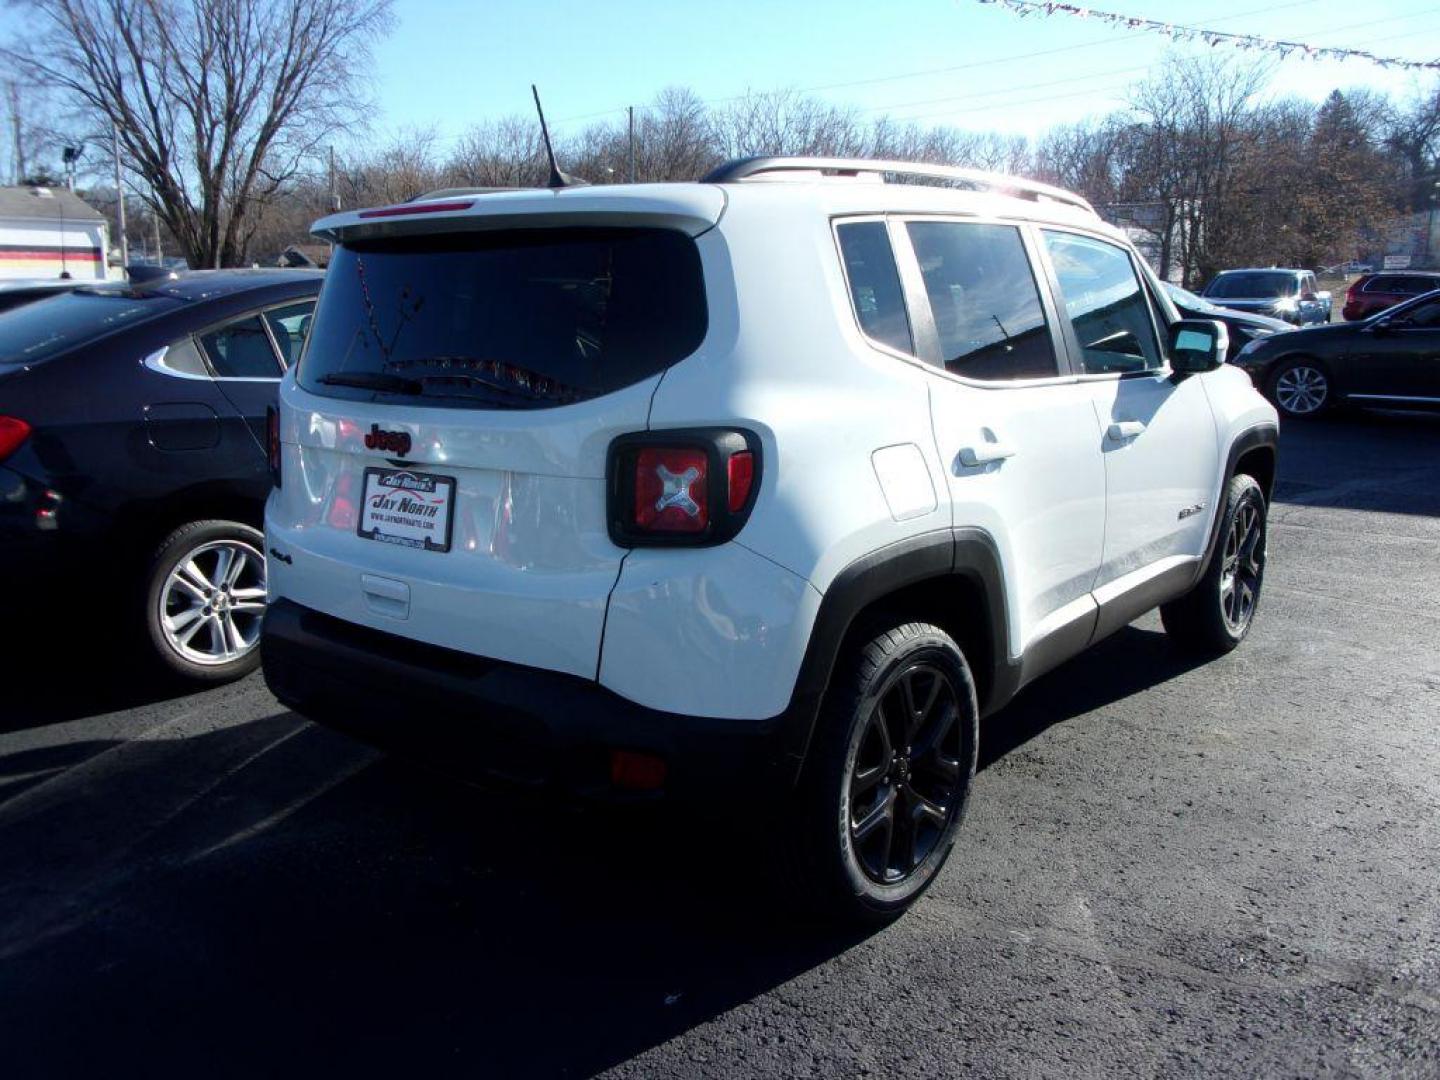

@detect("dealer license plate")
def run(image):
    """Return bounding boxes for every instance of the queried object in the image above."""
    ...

[357,467,456,553]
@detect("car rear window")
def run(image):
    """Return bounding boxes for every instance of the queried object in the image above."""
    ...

[0,289,181,365]
[1205,272,1296,300]
[298,227,707,409]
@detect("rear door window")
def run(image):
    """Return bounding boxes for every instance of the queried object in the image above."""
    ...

[836,221,914,355]
[298,228,707,410]
[199,316,283,378]
[262,301,315,369]
[905,220,1059,380]
[1042,230,1163,375]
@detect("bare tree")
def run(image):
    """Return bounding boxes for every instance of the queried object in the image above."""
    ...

[3,0,393,267]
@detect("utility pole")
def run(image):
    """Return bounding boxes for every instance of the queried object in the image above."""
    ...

[154,209,163,264]
[7,83,24,185]
[112,119,129,269]
[329,144,339,211]
[627,106,636,184]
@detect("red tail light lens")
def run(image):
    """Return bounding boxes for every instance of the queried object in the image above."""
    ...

[266,405,282,487]
[0,416,32,463]
[727,450,754,512]
[634,447,709,533]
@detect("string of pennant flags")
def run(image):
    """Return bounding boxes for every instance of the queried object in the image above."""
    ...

[973,0,1440,71]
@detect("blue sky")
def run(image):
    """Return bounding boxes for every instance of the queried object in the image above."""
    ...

[365,0,1440,148]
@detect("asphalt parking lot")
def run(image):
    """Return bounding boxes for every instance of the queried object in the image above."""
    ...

[3,410,1438,1079]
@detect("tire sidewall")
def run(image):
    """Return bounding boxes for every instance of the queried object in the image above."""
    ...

[828,631,979,917]
[1212,478,1267,646]
[144,520,266,683]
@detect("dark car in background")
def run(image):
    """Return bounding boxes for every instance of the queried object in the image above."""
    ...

[1202,268,1330,326]
[1232,289,1440,419]
[1162,281,1292,361]
[0,269,321,682]
[1341,271,1440,321]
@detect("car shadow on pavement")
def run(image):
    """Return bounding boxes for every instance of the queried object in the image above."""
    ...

[3,585,199,734]
[0,623,1223,1078]
[979,625,1209,770]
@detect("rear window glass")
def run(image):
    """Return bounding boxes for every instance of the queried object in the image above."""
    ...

[0,289,181,365]
[299,228,707,409]
[1205,272,1296,300]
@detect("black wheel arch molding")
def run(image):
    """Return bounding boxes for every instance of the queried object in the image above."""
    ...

[773,527,1012,783]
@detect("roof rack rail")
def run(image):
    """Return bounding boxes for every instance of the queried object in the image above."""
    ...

[701,156,1096,215]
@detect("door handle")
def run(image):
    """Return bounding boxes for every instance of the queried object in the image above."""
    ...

[958,442,1016,467]
[1107,420,1147,441]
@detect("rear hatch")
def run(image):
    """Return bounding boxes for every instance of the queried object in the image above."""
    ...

[267,196,718,679]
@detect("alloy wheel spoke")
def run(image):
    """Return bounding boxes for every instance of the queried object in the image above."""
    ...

[852,762,886,797]
[211,548,234,593]
[852,788,895,842]
[910,788,949,830]
[178,560,213,594]
[223,548,250,588]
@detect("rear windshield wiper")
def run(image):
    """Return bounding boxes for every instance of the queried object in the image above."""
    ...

[318,371,421,394]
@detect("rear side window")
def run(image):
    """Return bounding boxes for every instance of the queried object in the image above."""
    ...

[836,221,914,355]
[299,228,707,409]
[263,301,314,368]
[907,221,1059,381]
[1042,230,1163,375]
[200,316,283,378]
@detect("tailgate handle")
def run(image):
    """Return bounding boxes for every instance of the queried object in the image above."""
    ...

[361,574,410,618]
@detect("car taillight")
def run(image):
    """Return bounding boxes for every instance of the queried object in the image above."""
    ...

[608,430,760,547]
[634,447,709,533]
[727,451,754,512]
[0,416,31,463]
[266,405,282,488]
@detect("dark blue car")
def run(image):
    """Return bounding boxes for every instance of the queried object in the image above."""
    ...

[0,269,322,682]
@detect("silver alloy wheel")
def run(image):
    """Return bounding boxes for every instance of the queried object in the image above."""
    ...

[1274,364,1328,415]
[1219,499,1264,634]
[159,539,267,666]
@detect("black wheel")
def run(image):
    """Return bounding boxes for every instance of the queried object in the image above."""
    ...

[144,520,267,683]
[1269,357,1331,419]
[1161,474,1267,656]
[785,621,978,924]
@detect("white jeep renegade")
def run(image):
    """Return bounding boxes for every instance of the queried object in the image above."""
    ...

[261,157,1278,922]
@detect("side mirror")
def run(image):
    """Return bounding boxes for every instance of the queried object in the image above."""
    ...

[1170,318,1229,374]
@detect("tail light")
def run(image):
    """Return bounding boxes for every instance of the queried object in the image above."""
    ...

[0,416,31,463]
[266,405,282,488]
[608,429,760,547]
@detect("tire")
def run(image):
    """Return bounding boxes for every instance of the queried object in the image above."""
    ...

[784,621,979,924]
[1269,357,1332,419]
[144,520,268,683]
[1161,474,1267,656]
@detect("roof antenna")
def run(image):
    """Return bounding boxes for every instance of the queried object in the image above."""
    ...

[531,84,587,189]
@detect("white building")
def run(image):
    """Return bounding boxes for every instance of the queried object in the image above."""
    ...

[0,185,111,281]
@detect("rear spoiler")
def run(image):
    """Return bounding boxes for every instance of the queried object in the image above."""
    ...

[311,186,725,245]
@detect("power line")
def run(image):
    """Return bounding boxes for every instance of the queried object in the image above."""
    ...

[973,0,1440,71]
[551,0,1326,126]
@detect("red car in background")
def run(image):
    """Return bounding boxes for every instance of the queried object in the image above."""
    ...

[1343,271,1440,320]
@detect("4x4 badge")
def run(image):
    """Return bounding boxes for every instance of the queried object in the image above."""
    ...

[364,424,412,457]
[1178,502,1206,520]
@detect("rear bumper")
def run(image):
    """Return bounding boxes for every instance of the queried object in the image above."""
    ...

[261,598,806,803]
